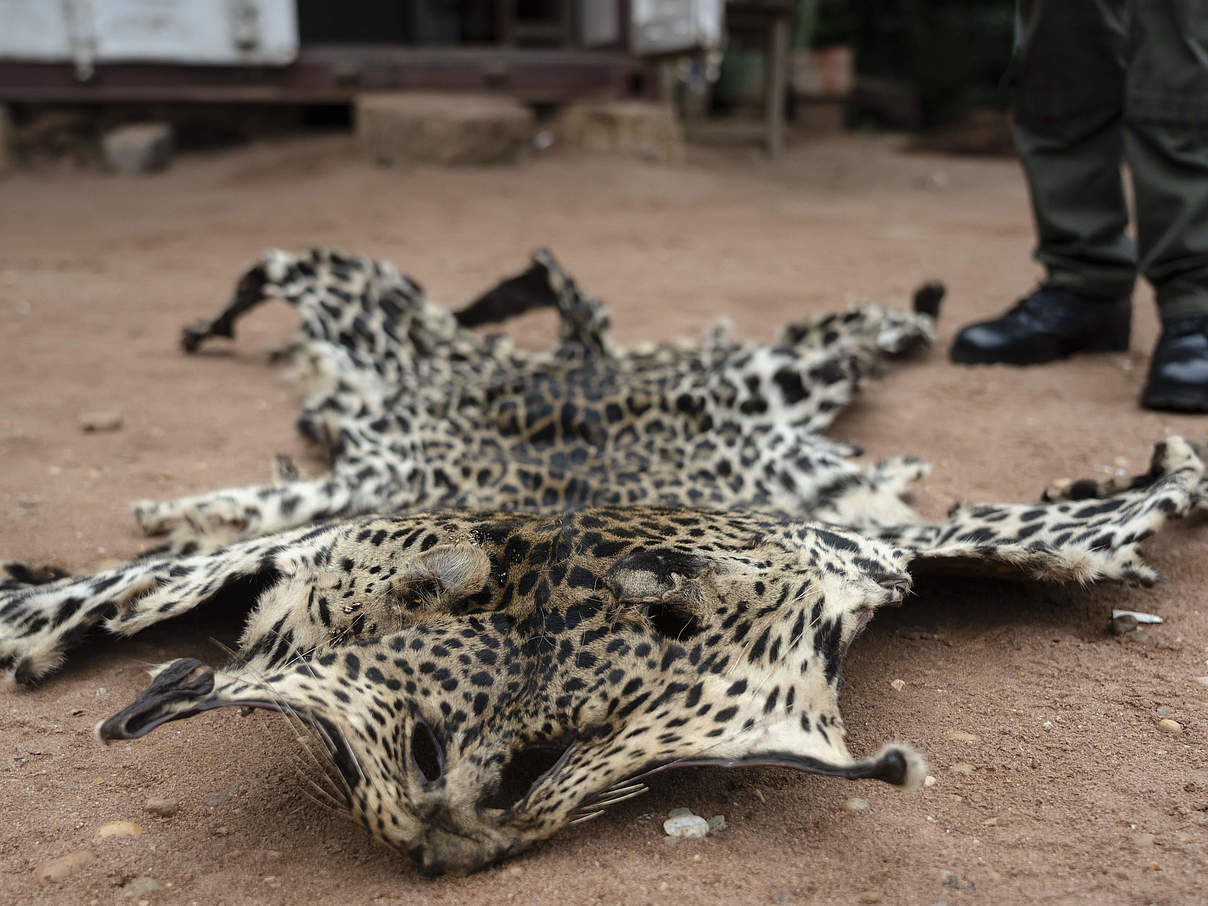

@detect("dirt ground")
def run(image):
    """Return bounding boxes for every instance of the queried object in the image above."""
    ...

[1,132,1205,906]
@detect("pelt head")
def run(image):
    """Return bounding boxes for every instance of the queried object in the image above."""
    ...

[97,507,924,874]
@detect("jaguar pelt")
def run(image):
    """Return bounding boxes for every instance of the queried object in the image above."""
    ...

[3,248,1205,876]
[130,247,944,553]
[1,441,1203,873]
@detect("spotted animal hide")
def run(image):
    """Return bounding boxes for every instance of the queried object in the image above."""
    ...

[1,249,1203,874]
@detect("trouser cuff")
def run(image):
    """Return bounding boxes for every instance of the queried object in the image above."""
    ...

[1044,269,1135,302]
[1159,292,1208,321]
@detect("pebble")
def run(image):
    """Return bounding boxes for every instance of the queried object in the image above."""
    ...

[94,820,144,838]
[1157,719,1183,735]
[667,807,694,819]
[79,410,123,433]
[1110,613,1138,635]
[773,888,794,904]
[950,763,975,776]
[945,730,978,743]
[123,876,159,899]
[35,851,93,884]
[144,797,179,818]
[924,775,937,788]
[1156,705,1172,718]
[1112,609,1163,624]
[889,679,906,692]
[663,814,709,838]
[841,797,869,811]
[707,814,727,833]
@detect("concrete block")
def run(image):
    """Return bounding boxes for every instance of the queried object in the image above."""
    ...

[356,92,534,167]
[102,122,175,174]
[557,101,684,164]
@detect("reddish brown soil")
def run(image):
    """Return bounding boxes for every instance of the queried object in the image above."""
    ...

[1,134,1205,905]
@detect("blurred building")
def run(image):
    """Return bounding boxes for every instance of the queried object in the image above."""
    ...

[0,1,730,105]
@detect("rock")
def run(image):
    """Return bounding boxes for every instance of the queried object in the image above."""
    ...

[1110,613,1138,635]
[144,797,179,818]
[663,814,710,838]
[889,678,906,691]
[35,851,93,883]
[951,762,975,776]
[945,730,979,743]
[557,101,684,163]
[79,410,123,432]
[773,889,794,904]
[356,92,534,167]
[1157,718,1183,735]
[1156,705,1172,718]
[1112,609,1163,624]
[924,775,937,788]
[667,807,694,819]
[841,797,869,811]
[101,123,174,175]
[123,876,160,899]
[95,820,144,838]
[707,814,727,833]
[917,169,950,191]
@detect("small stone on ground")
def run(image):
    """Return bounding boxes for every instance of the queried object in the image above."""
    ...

[144,797,179,817]
[1157,718,1183,735]
[94,820,144,838]
[102,123,174,174]
[123,876,160,899]
[35,851,93,883]
[842,797,869,811]
[1111,613,1138,635]
[945,730,979,743]
[79,410,123,432]
[663,814,710,838]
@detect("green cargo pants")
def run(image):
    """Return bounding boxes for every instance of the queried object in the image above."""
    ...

[1013,0,1208,319]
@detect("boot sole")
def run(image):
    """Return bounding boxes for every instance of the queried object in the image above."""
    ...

[1140,385,1208,413]
[950,335,1129,366]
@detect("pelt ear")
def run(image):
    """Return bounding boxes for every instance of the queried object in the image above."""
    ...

[603,548,706,603]
[401,543,492,599]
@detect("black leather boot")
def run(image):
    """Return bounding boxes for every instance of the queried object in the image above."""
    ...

[949,287,1131,365]
[1140,313,1208,413]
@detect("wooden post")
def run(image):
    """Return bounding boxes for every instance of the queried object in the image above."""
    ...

[764,14,788,157]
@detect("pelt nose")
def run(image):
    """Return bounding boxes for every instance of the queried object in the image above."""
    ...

[408,828,500,877]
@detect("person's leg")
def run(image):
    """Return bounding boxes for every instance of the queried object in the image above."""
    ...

[1129,0,1208,410]
[951,0,1135,365]
[1014,0,1135,299]
[1126,0,1208,320]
